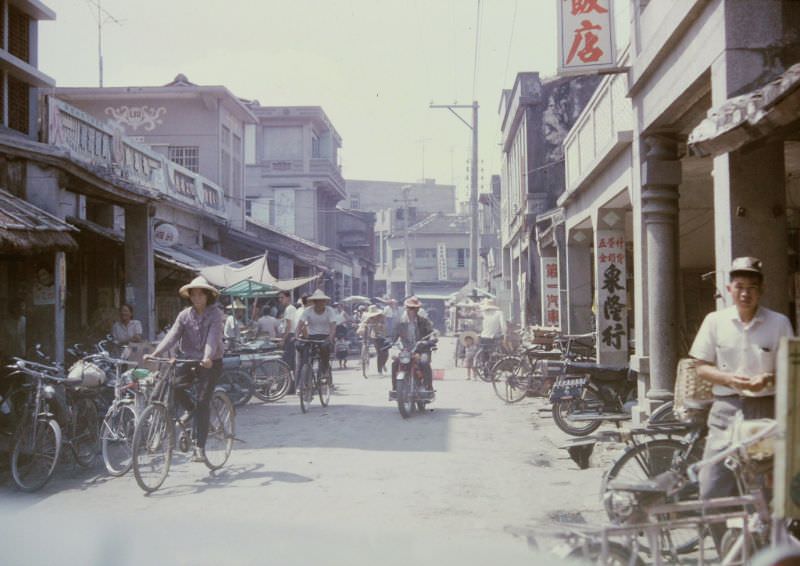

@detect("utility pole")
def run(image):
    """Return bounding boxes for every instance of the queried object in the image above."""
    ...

[86,0,123,87]
[414,137,432,180]
[430,101,479,286]
[394,185,417,298]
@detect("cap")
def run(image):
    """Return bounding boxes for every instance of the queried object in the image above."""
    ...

[730,256,763,276]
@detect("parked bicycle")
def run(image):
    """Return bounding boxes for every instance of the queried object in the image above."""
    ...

[7,358,100,492]
[131,358,235,493]
[295,338,332,413]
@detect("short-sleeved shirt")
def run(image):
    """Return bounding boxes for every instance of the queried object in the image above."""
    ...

[689,305,794,397]
[111,319,143,344]
[256,315,279,338]
[300,306,336,336]
[281,304,297,335]
[152,305,225,361]
[480,310,506,339]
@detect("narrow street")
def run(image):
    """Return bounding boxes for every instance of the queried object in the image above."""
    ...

[0,337,609,564]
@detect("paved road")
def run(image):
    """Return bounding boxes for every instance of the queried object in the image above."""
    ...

[0,337,609,565]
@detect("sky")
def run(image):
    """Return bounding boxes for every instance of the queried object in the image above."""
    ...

[39,0,627,204]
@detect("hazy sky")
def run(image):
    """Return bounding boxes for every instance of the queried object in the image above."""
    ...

[39,1,627,203]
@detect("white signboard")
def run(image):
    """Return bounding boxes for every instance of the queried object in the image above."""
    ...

[274,188,295,234]
[557,0,617,75]
[154,223,179,247]
[595,229,627,365]
[540,257,560,328]
[436,242,448,281]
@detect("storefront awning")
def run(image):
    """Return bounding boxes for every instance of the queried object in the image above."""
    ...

[0,189,77,255]
[155,244,242,274]
[688,63,800,157]
[200,255,320,291]
[412,283,466,301]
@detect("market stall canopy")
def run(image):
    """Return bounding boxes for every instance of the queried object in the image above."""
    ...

[220,279,279,298]
[200,254,319,291]
[341,295,372,304]
[1,189,77,255]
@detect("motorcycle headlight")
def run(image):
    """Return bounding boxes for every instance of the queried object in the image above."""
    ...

[603,490,636,523]
[43,385,56,399]
[399,353,411,364]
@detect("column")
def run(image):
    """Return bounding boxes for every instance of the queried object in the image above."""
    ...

[566,229,593,334]
[594,209,629,367]
[124,205,155,340]
[641,136,682,401]
[54,251,66,364]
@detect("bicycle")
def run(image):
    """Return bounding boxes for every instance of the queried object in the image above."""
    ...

[131,358,235,493]
[473,338,507,383]
[295,338,332,413]
[7,359,99,492]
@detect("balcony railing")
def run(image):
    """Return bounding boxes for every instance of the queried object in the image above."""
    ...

[45,96,226,217]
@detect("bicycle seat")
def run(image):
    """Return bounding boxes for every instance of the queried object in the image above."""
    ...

[564,361,631,381]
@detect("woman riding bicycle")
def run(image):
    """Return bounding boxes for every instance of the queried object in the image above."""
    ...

[357,305,387,375]
[146,275,225,462]
[296,289,337,381]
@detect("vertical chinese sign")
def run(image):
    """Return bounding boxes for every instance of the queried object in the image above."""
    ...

[557,0,617,75]
[541,257,561,328]
[595,230,627,365]
[437,242,448,281]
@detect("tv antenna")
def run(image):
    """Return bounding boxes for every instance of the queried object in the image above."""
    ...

[85,0,123,87]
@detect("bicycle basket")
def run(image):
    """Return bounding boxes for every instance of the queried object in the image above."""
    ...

[67,360,106,387]
[673,358,713,422]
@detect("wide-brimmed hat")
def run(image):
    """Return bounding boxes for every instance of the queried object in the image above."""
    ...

[225,299,246,310]
[307,289,331,302]
[363,305,384,320]
[404,296,423,308]
[480,298,500,311]
[459,331,479,347]
[730,256,763,277]
[179,276,219,299]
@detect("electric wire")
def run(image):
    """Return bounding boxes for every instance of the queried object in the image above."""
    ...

[502,0,519,88]
[471,0,482,101]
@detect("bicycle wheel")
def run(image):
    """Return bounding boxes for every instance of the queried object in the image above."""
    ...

[10,417,62,492]
[204,392,234,470]
[101,403,137,476]
[565,540,644,566]
[72,397,100,467]
[552,391,603,436]
[475,349,494,383]
[252,358,292,402]
[298,364,313,413]
[492,357,528,403]
[220,369,254,407]
[132,403,173,493]
[602,438,701,555]
[318,363,331,407]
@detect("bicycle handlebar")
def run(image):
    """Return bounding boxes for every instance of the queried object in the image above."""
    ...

[143,356,202,365]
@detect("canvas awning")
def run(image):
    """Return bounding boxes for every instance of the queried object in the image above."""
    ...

[0,189,77,255]
[688,62,800,157]
[155,244,242,273]
[200,254,320,291]
[221,279,279,298]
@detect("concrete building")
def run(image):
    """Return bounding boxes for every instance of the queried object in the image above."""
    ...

[552,0,800,418]
[346,178,456,215]
[51,74,256,229]
[498,72,601,326]
[478,175,503,296]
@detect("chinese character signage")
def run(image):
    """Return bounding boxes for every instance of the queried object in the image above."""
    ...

[437,242,448,281]
[557,0,617,75]
[595,230,627,364]
[541,257,560,328]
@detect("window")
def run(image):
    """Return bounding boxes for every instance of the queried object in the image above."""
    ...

[221,125,231,148]
[221,150,231,195]
[7,75,29,134]
[457,248,469,268]
[350,194,360,209]
[392,249,404,269]
[312,133,321,158]
[8,5,30,63]
[168,146,199,173]
[415,248,437,269]
[246,197,275,225]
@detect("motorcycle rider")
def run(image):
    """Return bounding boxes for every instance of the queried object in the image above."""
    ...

[390,296,435,392]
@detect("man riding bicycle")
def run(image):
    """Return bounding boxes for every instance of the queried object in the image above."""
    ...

[296,289,337,382]
[146,275,225,463]
[390,296,435,391]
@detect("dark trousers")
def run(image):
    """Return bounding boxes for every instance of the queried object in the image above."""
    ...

[700,395,774,551]
[283,334,296,371]
[374,337,388,372]
[300,334,331,382]
[173,359,222,449]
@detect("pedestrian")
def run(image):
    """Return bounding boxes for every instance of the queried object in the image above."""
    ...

[335,336,349,369]
[223,299,246,348]
[358,305,387,376]
[111,303,143,345]
[689,256,794,553]
[146,276,225,463]
[463,334,478,380]
[382,298,400,336]
[255,304,279,339]
[478,298,507,364]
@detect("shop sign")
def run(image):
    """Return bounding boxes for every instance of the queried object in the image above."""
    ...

[154,223,179,247]
[437,242,448,281]
[595,230,627,359]
[541,257,560,328]
[557,0,617,74]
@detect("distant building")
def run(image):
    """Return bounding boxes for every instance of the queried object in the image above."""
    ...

[345,179,456,215]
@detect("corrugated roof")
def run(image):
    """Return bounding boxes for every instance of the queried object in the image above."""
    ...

[0,189,77,254]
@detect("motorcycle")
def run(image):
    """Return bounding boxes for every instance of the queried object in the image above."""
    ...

[388,333,437,419]
[549,361,637,436]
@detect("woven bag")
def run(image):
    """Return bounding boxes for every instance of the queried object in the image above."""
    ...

[673,358,713,422]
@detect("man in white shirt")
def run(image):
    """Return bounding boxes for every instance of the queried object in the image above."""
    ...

[297,289,337,380]
[689,256,794,551]
[278,290,297,369]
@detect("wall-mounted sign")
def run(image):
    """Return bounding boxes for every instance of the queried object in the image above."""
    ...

[557,0,617,75]
[541,257,560,328]
[105,106,166,132]
[437,242,448,281]
[154,223,179,247]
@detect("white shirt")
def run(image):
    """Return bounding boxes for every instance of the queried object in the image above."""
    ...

[223,315,241,340]
[281,304,297,335]
[690,305,794,397]
[480,309,507,339]
[300,306,336,336]
[111,319,143,344]
[332,310,346,325]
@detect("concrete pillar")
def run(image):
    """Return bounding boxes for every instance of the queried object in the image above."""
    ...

[566,229,593,334]
[593,209,629,367]
[54,251,66,364]
[641,136,682,401]
[124,205,155,340]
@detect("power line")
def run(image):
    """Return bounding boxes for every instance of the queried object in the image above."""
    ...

[471,0,482,100]
[502,0,519,87]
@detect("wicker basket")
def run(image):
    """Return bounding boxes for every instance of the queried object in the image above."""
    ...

[673,358,714,422]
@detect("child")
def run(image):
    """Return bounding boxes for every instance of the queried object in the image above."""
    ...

[463,335,477,380]
[335,336,349,369]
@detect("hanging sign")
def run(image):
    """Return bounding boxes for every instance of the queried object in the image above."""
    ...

[154,223,179,247]
[557,0,617,75]
[437,242,448,281]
